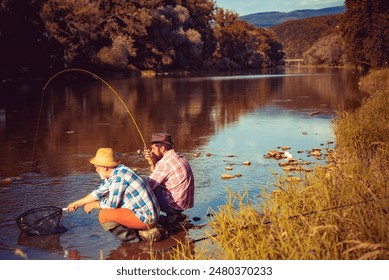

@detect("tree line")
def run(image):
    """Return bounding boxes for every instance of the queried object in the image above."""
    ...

[0,0,284,79]
[1,0,387,79]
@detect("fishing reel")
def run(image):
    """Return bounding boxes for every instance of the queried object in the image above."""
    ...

[137,149,145,159]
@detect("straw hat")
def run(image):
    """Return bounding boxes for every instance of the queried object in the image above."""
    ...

[150,133,174,146]
[89,148,120,168]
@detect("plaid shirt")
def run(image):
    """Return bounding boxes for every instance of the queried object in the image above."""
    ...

[147,149,194,210]
[92,164,160,225]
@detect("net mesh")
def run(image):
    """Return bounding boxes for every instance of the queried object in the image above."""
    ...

[16,206,68,235]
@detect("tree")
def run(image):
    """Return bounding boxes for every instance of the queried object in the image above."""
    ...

[341,0,389,68]
[96,0,162,70]
[41,0,102,67]
[144,0,216,70]
[303,33,348,66]
[212,8,283,70]
[179,0,216,68]
[255,28,284,67]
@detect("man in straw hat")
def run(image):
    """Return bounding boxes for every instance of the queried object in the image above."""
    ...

[66,147,161,243]
[144,133,194,226]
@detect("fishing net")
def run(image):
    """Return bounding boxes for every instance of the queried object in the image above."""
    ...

[16,206,68,235]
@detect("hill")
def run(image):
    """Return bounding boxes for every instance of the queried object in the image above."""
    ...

[240,6,344,27]
[270,14,343,59]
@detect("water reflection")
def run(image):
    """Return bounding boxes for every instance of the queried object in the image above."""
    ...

[0,68,364,176]
[17,232,63,253]
[0,68,366,259]
[107,230,192,260]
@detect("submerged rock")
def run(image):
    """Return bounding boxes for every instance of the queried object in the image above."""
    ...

[0,178,12,185]
[310,150,322,157]
[221,174,235,180]
[0,177,22,186]
[264,150,288,160]
[308,111,321,116]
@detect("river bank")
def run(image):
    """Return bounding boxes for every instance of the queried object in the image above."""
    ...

[165,68,389,260]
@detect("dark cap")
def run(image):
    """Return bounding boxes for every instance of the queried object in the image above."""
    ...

[150,133,174,146]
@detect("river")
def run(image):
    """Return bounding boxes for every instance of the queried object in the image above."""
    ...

[0,67,366,259]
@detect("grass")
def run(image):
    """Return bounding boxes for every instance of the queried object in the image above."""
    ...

[163,69,389,260]
[358,68,389,94]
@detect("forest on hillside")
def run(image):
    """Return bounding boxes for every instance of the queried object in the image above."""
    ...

[271,14,342,59]
[0,0,284,79]
[271,0,389,68]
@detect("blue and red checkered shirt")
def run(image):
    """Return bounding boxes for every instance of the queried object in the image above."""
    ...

[92,164,160,225]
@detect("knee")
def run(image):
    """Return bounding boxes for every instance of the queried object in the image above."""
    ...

[98,209,111,225]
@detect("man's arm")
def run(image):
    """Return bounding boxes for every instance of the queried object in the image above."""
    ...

[66,193,97,212]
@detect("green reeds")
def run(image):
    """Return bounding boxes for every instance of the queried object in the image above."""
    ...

[167,70,389,260]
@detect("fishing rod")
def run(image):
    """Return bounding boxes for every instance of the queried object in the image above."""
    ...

[19,68,148,231]
[42,68,146,148]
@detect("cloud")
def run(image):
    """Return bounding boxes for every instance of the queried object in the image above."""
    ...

[299,0,344,8]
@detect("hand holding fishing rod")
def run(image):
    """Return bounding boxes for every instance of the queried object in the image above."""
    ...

[144,147,156,171]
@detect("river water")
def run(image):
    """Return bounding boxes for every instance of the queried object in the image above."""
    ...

[0,67,366,259]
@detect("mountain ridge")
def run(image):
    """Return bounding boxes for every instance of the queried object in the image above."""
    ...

[240,6,344,27]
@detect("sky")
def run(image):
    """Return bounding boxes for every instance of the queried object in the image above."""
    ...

[215,0,345,16]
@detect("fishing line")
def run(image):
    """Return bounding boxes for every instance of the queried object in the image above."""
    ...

[22,83,48,211]
[43,68,146,147]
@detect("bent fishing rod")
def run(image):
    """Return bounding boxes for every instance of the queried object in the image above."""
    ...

[23,68,147,212]
[42,68,146,148]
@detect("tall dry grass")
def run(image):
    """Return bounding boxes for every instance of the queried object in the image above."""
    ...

[358,68,389,94]
[164,70,389,260]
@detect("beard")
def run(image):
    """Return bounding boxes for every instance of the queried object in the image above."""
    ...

[153,153,163,162]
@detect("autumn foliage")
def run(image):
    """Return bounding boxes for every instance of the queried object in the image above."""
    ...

[271,0,388,68]
[0,0,284,78]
